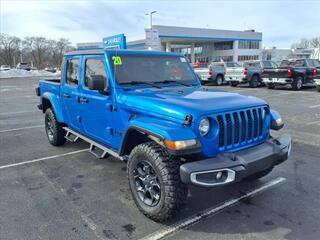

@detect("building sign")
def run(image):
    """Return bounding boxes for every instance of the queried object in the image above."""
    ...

[145,29,161,51]
[103,34,127,49]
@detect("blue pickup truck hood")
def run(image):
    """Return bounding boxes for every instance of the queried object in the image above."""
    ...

[117,87,267,122]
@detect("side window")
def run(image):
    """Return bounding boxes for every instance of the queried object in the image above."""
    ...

[66,59,79,86]
[85,58,108,88]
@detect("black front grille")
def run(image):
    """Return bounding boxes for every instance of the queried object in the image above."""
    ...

[217,107,266,148]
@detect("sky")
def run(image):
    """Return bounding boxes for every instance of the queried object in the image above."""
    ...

[1,0,320,48]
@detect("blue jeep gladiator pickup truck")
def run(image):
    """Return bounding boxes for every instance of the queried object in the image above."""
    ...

[36,48,291,222]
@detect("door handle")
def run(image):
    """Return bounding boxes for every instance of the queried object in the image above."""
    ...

[79,97,89,104]
[63,93,71,98]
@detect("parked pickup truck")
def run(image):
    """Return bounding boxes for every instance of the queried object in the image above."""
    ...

[194,62,226,85]
[226,60,278,88]
[261,58,320,90]
[36,49,291,222]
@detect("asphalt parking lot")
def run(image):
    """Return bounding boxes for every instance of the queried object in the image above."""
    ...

[0,77,319,240]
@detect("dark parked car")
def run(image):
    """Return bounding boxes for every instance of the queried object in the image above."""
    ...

[16,62,31,71]
[262,59,320,90]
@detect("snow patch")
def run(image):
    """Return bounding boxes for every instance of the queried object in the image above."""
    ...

[0,69,61,79]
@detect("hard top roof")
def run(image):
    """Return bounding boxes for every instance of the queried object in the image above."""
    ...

[64,49,183,57]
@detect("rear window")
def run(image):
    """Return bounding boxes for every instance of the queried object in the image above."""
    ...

[243,62,260,68]
[211,62,224,68]
[280,60,306,67]
[312,59,320,67]
[226,62,240,67]
[262,61,273,68]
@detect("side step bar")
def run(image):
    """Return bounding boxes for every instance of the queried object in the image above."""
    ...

[63,127,124,161]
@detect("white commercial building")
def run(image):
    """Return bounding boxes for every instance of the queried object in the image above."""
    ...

[77,25,263,63]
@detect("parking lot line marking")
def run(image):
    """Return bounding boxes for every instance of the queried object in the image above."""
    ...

[1,95,35,99]
[309,104,320,109]
[140,177,286,240]
[306,120,320,126]
[0,125,43,133]
[0,110,38,116]
[0,149,88,170]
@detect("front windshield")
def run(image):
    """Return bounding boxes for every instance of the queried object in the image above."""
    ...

[111,54,198,85]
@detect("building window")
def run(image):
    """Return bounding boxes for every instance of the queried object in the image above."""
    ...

[212,56,233,62]
[238,55,259,61]
[214,41,233,50]
[238,40,260,49]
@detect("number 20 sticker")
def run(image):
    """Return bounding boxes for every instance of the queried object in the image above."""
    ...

[112,56,122,65]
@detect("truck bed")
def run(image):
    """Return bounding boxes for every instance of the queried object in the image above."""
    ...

[39,79,61,97]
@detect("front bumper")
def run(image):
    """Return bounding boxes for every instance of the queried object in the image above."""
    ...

[180,134,291,187]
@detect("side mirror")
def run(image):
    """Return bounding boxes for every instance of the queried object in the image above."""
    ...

[88,74,106,92]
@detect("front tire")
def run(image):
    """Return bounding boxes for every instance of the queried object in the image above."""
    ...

[45,108,66,146]
[317,85,320,92]
[127,142,187,222]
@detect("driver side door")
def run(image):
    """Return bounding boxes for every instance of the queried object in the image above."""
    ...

[80,56,114,146]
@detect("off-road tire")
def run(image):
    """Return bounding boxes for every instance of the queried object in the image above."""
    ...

[127,142,188,222]
[45,108,66,146]
[267,83,275,89]
[215,75,223,86]
[249,75,259,88]
[292,76,303,90]
[230,81,238,87]
[245,167,273,181]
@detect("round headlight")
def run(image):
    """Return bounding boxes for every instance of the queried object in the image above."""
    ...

[199,118,210,136]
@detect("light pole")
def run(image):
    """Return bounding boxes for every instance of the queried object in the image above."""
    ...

[146,11,157,29]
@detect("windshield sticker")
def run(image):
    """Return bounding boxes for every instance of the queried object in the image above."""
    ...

[112,56,122,65]
[180,57,186,62]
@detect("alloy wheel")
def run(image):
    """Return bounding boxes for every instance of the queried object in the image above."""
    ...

[133,161,161,207]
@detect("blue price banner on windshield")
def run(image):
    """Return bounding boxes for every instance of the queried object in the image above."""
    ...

[103,34,127,50]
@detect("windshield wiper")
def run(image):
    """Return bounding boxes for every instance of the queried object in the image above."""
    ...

[155,80,191,87]
[119,81,161,88]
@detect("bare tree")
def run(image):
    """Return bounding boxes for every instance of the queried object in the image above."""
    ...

[0,34,21,66]
[22,37,51,68]
[49,38,74,67]
[310,37,320,48]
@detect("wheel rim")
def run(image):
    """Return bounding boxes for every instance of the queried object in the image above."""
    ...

[46,116,54,141]
[133,161,161,207]
[297,79,302,89]
[252,77,258,87]
[217,77,222,85]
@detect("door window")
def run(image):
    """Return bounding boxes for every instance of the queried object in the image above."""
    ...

[85,58,108,88]
[66,59,79,86]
